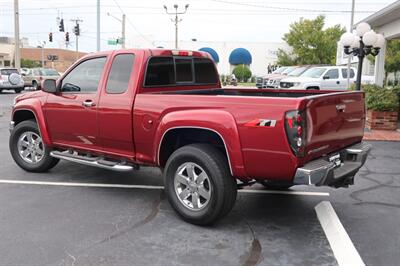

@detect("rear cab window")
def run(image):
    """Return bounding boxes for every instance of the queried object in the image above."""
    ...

[144,56,218,87]
[341,68,355,78]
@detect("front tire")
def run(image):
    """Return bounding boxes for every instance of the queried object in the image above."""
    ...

[164,144,237,225]
[32,81,39,90]
[9,120,59,172]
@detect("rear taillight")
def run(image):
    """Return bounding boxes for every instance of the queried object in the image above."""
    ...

[284,110,306,157]
[39,76,43,81]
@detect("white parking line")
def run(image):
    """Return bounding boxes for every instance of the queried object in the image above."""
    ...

[0,179,164,190]
[0,179,329,196]
[315,201,365,266]
[239,189,330,197]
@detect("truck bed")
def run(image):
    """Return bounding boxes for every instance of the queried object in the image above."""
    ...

[154,87,344,98]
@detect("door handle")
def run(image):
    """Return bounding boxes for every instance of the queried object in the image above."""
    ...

[82,100,95,107]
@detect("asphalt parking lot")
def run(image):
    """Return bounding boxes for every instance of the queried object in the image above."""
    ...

[1,91,399,266]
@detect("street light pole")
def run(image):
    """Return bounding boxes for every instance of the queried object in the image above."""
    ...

[346,0,355,88]
[163,4,189,49]
[340,23,385,91]
[14,0,20,70]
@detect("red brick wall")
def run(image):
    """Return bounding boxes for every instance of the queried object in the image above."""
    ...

[366,110,398,130]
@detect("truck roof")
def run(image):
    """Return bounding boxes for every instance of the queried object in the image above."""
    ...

[85,48,213,60]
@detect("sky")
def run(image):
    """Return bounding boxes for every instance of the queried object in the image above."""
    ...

[0,0,397,52]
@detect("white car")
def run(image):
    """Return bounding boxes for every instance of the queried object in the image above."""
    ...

[279,66,357,90]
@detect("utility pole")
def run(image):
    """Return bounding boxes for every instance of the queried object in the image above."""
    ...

[97,0,100,51]
[163,4,189,49]
[122,14,126,49]
[71,18,83,61]
[40,41,46,67]
[107,12,126,48]
[14,0,20,70]
[346,0,355,88]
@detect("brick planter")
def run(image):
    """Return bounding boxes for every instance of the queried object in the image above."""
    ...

[366,110,399,130]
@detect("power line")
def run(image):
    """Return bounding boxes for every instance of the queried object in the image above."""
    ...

[111,0,154,46]
[209,0,377,13]
[0,3,384,13]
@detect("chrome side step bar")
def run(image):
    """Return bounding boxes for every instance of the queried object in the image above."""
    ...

[50,150,134,172]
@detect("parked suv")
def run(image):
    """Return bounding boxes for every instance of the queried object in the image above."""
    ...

[266,66,314,89]
[22,68,60,90]
[0,68,24,93]
[280,66,356,90]
[255,66,288,88]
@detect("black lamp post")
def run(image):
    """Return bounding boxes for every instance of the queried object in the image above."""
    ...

[340,22,385,91]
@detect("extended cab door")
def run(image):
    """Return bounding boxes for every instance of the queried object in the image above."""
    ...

[97,53,136,158]
[43,56,107,149]
[321,68,342,90]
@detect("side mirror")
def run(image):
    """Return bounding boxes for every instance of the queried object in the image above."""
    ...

[42,79,57,93]
[21,73,26,76]
[323,75,330,80]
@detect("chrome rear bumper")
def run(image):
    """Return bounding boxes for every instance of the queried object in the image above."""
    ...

[293,142,371,188]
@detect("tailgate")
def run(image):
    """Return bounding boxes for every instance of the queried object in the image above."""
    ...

[303,91,365,161]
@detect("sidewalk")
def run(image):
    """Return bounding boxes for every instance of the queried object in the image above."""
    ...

[363,129,400,141]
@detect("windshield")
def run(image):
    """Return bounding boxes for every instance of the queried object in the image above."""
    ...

[272,67,287,74]
[1,69,18,75]
[301,67,327,78]
[287,67,308,77]
[281,67,296,75]
[40,69,59,76]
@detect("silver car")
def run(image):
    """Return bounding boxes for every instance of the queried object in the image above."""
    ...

[0,68,24,93]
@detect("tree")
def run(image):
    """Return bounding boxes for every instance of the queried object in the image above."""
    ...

[233,65,252,82]
[277,15,345,66]
[385,40,400,82]
[21,59,42,68]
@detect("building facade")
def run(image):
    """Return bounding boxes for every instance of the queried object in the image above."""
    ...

[128,36,291,76]
[20,48,87,73]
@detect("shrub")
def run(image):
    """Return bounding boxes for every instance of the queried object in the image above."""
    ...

[364,84,399,112]
[233,65,252,82]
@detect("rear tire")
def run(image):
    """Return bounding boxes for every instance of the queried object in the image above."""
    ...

[9,120,59,172]
[164,144,237,225]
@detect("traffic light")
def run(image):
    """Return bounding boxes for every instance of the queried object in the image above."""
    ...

[74,24,80,36]
[49,32,53,42]
[65,32,69,42]
[59,19,64,32]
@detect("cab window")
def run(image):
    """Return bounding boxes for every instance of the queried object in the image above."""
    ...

[106,54,135,94]
[324,69,339,79]
[144,56,218,87]
[61,57,106,93]
[342,68,355,78]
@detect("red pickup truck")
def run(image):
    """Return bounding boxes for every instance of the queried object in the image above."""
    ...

[9,49,370,225]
